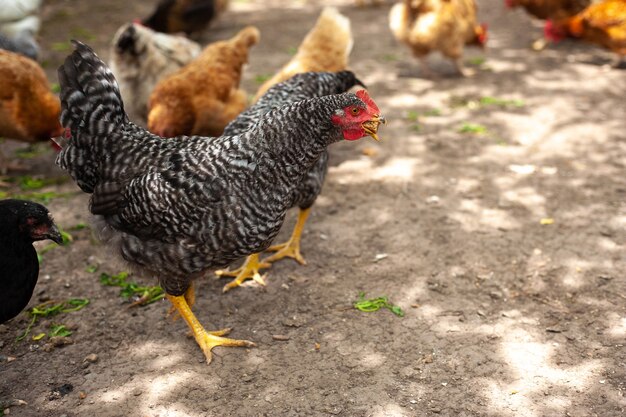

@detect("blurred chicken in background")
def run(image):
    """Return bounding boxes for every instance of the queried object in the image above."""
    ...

[147,26,259,137]
[504,0,591,49]
[254,7,353,101]
[0,31,38,60]
[0,0,41,60]
[547,0,626,65]
[0,49,62,174]
[142,0,229,37]
[110,22,201,122]
[389,0,487,76]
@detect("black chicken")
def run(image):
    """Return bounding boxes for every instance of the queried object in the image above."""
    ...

[141,0,228,36]
[216,71,368,292]
[55,41,385,363]
[0,199,62,324]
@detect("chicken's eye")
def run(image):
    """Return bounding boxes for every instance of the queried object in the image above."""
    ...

[350,107,361,116]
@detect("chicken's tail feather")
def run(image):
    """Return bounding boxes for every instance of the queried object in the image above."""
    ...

[231,26,260,48]
[58,40,128,139]
[336,70,366,91]
[311,7,353,58]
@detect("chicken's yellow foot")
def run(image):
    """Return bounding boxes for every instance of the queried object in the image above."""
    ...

[263,207,311,265]
[167,282,196,320]
[166,294,255,364]
[215,253,271,292]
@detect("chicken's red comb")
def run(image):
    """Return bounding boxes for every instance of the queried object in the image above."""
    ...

[356,90,380,114]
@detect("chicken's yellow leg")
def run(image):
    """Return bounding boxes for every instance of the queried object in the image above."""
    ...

[215,253,271,292]
[168,282,196,320]
[263,207,311,265]
[166,294,255,364]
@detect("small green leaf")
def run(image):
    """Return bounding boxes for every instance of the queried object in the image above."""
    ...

[383,54,398,62]
[423,108,442,117]
[405,110,419,122]
[354,293,404,317]
[70,27,97,41]
[479,96,524,108]
[9,191,77,204]
[52,41,72,52]
[85,264,98,273]
[16,298,89,342]
[69,222,88,231]
[254,74,272,84]
[458,123,487,135]
[467,57,486,66]
[390,305,405,317]
[99,271,130,286]
[49,324,72,338]
[100,272,164,306]
[14,144,49,159]
[50,83,61,93]
[32,333,46,341]
[62,298,90,312]
[61,231,72,245]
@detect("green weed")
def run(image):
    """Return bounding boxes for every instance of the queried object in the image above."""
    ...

[17,298,89,342]
[354,292,404,317]
[254,74,272,84]
[100,272,164,306]
[458,123,488,135]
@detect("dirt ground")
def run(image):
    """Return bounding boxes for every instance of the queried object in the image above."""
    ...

[1,0,625,416]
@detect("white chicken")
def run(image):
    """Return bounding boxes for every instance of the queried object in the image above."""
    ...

[0,0,41,35]
[109,22,201,122]
[0,0,41,60]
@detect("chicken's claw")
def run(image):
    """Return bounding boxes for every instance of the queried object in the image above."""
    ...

[264,241,307,265]
[263,207,311,265]
[216,253,271,292]
[166,294,255,364]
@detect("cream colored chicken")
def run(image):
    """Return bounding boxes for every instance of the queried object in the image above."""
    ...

[389,0,487,76]
[254,7,353,101]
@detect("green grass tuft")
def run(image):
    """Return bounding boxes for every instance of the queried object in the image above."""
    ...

[354,292,404,317]
[254,74,272,84]
[458,122,488,135]
[16,298,89,342]
[100,272,165,306]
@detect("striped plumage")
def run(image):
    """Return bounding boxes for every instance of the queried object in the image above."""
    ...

[56,42,374,297]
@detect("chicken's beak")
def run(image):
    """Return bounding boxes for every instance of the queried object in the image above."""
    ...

[46,224,64,245]
[362,115,386,141]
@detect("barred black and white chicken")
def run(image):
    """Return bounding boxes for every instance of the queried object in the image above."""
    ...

[55,41,385,363]
[216,71,367,292]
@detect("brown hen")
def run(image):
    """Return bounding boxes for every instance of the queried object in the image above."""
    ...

[147,26,259,138]
[505,0,591,20]
[0,50,62,143]
[551,0,626,59]
[0,50,62,174]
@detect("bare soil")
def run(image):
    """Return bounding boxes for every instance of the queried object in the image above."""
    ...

[1,0,625,416]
